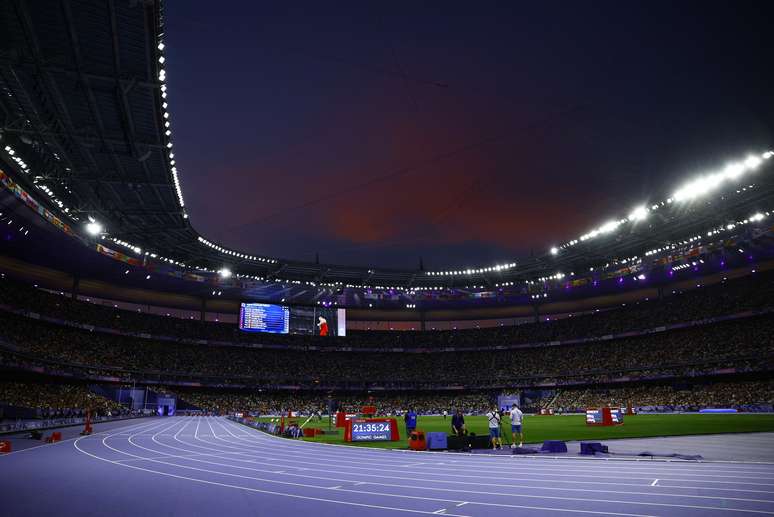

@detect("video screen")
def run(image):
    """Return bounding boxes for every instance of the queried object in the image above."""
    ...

[239,303,290,334]
[239,303,346,336]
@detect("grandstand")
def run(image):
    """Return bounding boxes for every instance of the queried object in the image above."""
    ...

[1,1,773,516]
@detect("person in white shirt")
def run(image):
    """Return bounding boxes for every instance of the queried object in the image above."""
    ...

[442,410,448,420]
[509,404,524,448]
[486,406,503,450]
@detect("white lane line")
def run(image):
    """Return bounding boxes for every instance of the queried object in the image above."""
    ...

[185,420,774,500]
[651,480,658,487]
[0,418,160,457]
[221,420,774,482]
[456,502,468,507]
[330,485,342,490]
[106,418,774,514]
[432,509,446,514]
[74,432,473,517]
[227,419,774,471]
[218,422,774,499]
[75,429,649,517]
[157,422,774,503]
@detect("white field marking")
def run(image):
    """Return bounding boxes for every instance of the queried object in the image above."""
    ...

[221,419,774,480]
[195,420,774,496]
[236,420,774,474]
[133,433,774,502]
[138,421,774,504]
[105,422,774,513]
[651,480,658,487]
[215,420,774,496]
[355,482,366,486]
[330,486,342,490]
[74,438,655,517]
[74,436,472,517]
[0,418,161,457]
[456,502,468,507]
[432,509,446,514]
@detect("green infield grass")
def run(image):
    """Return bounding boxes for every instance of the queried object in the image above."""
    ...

[253,413,774,449]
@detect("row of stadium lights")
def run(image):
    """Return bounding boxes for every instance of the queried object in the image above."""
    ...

[644,211,770,257]
[7,22,769,290]
[3,145,30,174]
[425,262,517,276]
[197,236,277,264]
[148,19,774,288]
[550,151,773,256]
[197,151,771,289]
[156,40,186,212]
[74,28,774,293]
[0,212,29,236]
[3,144,76,218]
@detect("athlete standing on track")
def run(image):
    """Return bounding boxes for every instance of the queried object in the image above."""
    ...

[486,405,502,450]
[509,404,524,448]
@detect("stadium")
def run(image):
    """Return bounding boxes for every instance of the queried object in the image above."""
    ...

[1,1,773,516]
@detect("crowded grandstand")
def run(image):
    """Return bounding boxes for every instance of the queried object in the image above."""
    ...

[1,1,773,516]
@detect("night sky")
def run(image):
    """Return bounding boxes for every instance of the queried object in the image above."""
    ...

[165,1,773,269]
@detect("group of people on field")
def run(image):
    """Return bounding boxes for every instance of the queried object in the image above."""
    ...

[486,405,523,449]
[403,405,524,449]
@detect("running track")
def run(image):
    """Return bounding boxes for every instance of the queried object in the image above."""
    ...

[2,416,774,516]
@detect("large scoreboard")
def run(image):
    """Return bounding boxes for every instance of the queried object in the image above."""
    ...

[344,418,400,442]
[239,303,290,334]
[238,303,346,336]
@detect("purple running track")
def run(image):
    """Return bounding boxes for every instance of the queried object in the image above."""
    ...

[1,416,773,516]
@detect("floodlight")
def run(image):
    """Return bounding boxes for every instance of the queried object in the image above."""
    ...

[219,268,232,279]
[85,221,103,236]
[628,206,648,221]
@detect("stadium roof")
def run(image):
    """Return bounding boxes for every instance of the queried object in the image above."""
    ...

[1,0,774,294]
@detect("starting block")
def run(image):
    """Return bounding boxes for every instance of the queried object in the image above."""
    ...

[0,440,11,453]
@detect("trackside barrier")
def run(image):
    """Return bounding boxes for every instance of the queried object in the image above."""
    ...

[0,440,11,453]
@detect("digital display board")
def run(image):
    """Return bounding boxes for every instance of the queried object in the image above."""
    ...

[239,303,289,334]
[586,409,603,424]
[351,421,393,441]
[586,408,624,426]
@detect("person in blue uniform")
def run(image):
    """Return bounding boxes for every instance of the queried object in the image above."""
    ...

[404,408,418,435]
